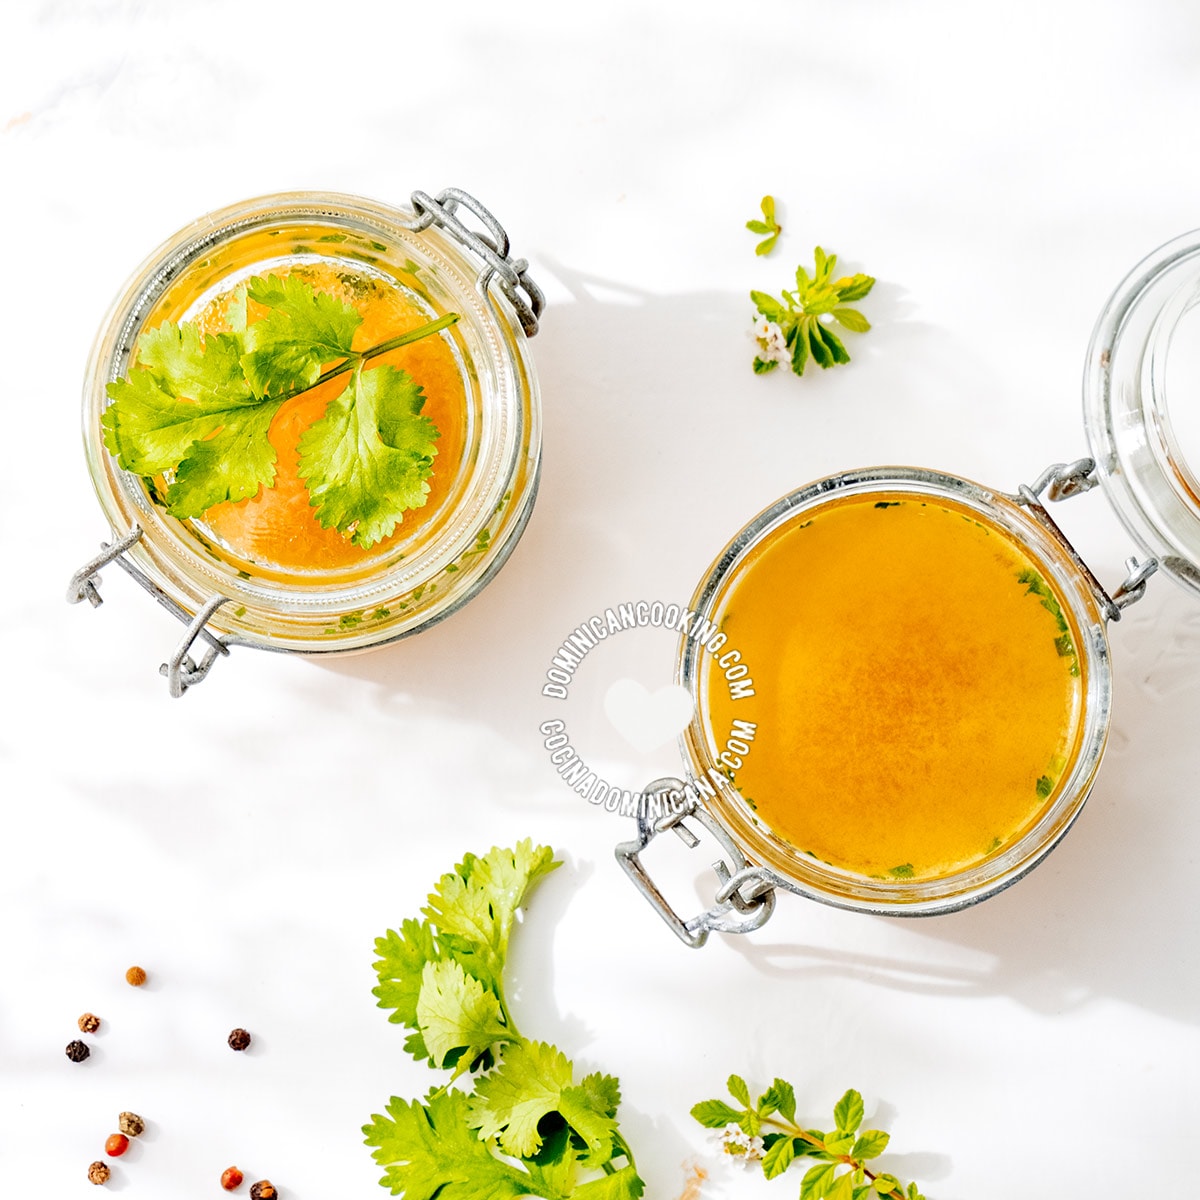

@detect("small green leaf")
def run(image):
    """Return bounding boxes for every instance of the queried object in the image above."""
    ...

[760,1078,796,1122]
[737,1108,762,1137]
[835,273,876,302]
[750,289,785,321]
[833,308,871,333]
[1036,775,1054,799]
[755,233,779,256]
[690,1099,741,1129]
[873,1174,902,1194]
[833,1089,865,1134]
[851,1130,890,1160]
[752,356,779,374]
[818,322,851,365]
[761,1135,797,1179]
[827,1170,855,1200]
[761,195,776,223]
[746,220,772,234]
[790,323,810,376]
[801,1163,839,1200]
[824,1131,855,1155]
[727,1074,751,1107]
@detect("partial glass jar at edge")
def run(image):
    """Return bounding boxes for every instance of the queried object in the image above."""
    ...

[82,191,541,654]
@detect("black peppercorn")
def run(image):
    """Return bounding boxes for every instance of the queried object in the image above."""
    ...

[65,1039,91,1063]
[227,1027,252,1051]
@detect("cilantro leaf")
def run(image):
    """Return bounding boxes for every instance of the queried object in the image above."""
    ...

[415,958,512,1072]
[364,1089,544,1200]
[423,840,560,967]
[373,918,440,1028]
[296,364,439,549]
[241,273,361,396]
[468,1040,576,1157]
[468,1041,619,1166]
[103,272,454,539]
[164,401,283,516]
[571,1167,645,1199]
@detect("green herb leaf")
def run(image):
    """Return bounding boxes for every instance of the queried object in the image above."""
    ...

[690,1099,742,1128]
[364,1090,541,1199]
[571,1166,645,1199]
[851,1130,890,1160]
[832,308,871,333]
[727,1074,752,1107]
[833,1090,865,1134]
[373,918,440,1028]
[241,273,361,396]
[467,1041,617,1166]
[415,958,512,1072]
[761,1078,797,1122]
[747,195,782,255]
[103,272,456,540]
[368,844,642,1196]
[801,1163,839,1199]
[750,248,875,380]
[762,1135,797,1179]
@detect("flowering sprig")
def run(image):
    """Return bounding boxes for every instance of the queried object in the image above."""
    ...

[692,1076,926,1200]
[750,247,874,377]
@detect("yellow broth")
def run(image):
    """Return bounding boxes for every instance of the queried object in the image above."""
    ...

[697,494,1087,881]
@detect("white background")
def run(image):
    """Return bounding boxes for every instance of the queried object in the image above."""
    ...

[3,1,1200,1196]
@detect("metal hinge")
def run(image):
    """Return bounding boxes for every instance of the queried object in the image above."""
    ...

[1016,457,1158,619]
[403,188,545,337]
[67,526,231,697]
[615,778,777,947]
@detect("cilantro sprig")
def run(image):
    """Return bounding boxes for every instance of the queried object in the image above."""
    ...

[101,274,459,548]
[693,1077,926,1200]
[747,194,782,256]
[751,247,874,377]
[365,841,645,1199]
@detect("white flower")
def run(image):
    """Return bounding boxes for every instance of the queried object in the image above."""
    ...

[750,315,789,364]
[710,1122,766,1167]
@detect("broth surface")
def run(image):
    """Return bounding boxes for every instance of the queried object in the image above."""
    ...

[699,494,1086,881]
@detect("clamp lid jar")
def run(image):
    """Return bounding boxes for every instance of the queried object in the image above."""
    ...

[68,189,543,695]
[618,230,1200,946]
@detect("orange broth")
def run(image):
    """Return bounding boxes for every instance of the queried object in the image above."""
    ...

[699,494,1086,881]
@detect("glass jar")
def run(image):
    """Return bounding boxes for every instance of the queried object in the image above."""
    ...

[617,230,1200,946]
[68,189,543,695]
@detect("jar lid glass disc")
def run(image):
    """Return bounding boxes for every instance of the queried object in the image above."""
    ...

[1085,230,1200,596]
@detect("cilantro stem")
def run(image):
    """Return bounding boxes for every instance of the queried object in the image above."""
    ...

[761,1116,904,1199]
[286,311,461,402]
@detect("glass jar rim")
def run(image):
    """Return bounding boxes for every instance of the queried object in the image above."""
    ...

[676,465,1113,916]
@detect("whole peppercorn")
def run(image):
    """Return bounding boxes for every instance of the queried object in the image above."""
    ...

[117,1111,145,1137]
[65,1039,91,1063]
[87,1161,110,1185]
[125,966,147,987]
[249,1182,277,1200]
[105,1133,129,1157]
[78,1012,101,1033]
[221,1166,245,1190]
[227,1027,252,1052]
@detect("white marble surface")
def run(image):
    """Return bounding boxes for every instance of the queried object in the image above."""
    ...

[3,1,1200,1196]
